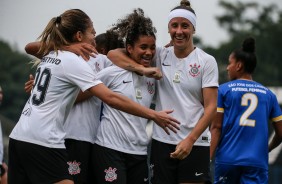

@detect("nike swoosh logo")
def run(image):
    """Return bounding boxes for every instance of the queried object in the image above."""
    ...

[123,80,132,84]
[162,63,171,66]
[195,172,203,176]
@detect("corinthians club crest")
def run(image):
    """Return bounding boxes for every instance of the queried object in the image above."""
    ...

[189,63,201,77]
[147,81,155,94]
[67,160,81,175]
[95,62,101,72]
[104,167,117,182]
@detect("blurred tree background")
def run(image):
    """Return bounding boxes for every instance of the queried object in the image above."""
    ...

[201,0,282,85]
[0,40,35,122]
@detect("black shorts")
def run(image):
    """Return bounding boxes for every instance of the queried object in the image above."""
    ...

[65,138,93,184]
[150,139,211,184]
[0,164,6,177]
[8,138,73,184]
[91,144,149,184]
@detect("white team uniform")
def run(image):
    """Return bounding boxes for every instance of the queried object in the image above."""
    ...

[10,51,102,148]
[95,65,155,155]
[152,47,218,146]
[64,54,112,143]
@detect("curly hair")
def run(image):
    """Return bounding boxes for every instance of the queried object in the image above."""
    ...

[109,8,157,48]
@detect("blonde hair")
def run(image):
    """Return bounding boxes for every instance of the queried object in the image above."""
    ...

[37,9,92,56]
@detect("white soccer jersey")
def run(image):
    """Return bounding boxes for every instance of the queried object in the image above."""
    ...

[10,51,102,148]
[152,47,218,146]
[95,65,155,155]
[64,54,112,143]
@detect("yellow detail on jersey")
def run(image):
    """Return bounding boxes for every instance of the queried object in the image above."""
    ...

[272,115,282,122]
[217,107,224,113]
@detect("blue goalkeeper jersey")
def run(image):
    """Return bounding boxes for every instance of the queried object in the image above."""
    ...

[215,79,282,170]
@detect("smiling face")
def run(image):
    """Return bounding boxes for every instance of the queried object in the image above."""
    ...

[168,17,194,51]
[127,35,156,68]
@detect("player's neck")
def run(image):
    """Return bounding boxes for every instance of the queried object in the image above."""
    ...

[174,45,195,59]
[238,74,252,81]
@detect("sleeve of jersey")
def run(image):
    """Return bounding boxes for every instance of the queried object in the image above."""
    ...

[202,55,219,88]
[269,93,282,122]
[217,86,224,113]
[95,67,116,87]
[64,56,102,92]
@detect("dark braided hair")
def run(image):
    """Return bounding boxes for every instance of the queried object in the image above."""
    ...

[95,31,124,54]
[233,37,257,74]
[109,8,156,51]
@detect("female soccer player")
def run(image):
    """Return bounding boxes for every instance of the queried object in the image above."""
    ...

[8,9,179,184]
[210,37,282,184]
[107,0,218,183]
[92,8,157,184]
